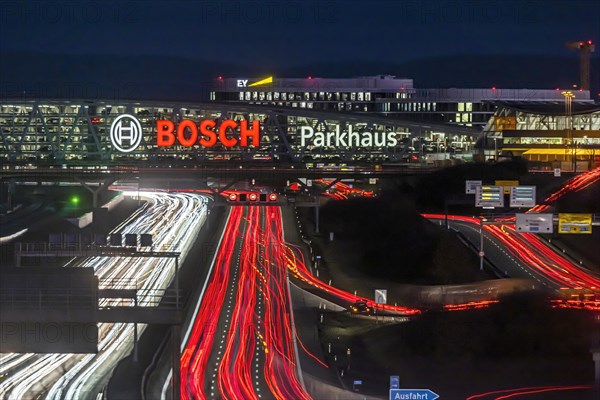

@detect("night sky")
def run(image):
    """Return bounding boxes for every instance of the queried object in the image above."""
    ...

[1,0,598,64]
[0,0,598,99]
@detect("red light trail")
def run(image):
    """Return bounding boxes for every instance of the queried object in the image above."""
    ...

[181,206,311,400]
[466,384,592,399]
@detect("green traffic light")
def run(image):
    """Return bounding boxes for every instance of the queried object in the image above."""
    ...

[70,195,80,206]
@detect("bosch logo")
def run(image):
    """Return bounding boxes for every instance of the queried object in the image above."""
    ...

[110,114,142,153]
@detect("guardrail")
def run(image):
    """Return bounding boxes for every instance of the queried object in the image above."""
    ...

[0,288,182,309]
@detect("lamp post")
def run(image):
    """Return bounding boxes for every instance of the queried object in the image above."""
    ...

[561,90,575,171]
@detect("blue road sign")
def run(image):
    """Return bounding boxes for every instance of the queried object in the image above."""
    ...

[390,376,400,390]
[390,389,439,400]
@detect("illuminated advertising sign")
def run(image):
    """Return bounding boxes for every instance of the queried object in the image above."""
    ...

[108,115,262,153]
[236,76,273,88]
[156,119,260,148]
[300,126,399,148]
[110,114,143,153]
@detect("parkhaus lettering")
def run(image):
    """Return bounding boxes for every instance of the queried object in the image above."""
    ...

[156,119,261,148]
[300,126,399,148]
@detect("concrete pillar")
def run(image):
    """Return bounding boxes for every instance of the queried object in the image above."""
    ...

[171,325,181,400]
[314,203,320,234]
[14,242,21,267]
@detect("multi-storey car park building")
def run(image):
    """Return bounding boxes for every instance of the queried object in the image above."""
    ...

[0,79,597,169]
[0,99,478,166]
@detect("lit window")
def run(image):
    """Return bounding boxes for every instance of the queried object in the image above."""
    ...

[365,92,371,101]
[239,92,244,100]
[266,92,272,100]
[282,93,287,100]
[274,92,280,100]
[304,92,310,100]
[245,92,251,101]
[350,92,356,101]
[252,92,258,100]
[458,103,465,112]
[358,92,364,101]
[466,102,473,112]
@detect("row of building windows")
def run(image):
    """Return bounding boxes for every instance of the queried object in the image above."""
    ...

[235,91,375,102]
[504,137,600,145]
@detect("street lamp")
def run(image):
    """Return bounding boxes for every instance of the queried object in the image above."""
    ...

[561,90,576,171]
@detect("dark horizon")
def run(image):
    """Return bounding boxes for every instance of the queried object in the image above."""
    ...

[0,0,598,64]
[1,0,599,100]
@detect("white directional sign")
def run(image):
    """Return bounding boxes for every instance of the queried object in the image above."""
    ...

[516,213,553,233]
[475,185,504,208]
[509,186,536,208]
[465,180,482,194]
[375,289,387,304]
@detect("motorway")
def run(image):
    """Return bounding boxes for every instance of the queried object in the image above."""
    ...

[425,214,600,292]
[0,192,209,400]
[423,167,600,301]
[180,205,310,400]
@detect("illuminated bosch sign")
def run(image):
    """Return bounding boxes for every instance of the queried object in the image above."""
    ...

[300,126,400,148]
[156,119,260,148]
[110,114,143,153]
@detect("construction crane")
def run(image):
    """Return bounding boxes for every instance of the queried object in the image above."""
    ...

[566,40,595,91]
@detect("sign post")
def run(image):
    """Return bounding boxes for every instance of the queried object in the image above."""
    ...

[375,289,388,305]
[390,389,439,400]
[390,376,400,390]
[495,180,519,195]
[465,180,482,194]
[509,186,536,208]
[516,213,553,233]
[558,213,593,234]
[475,185,504,208]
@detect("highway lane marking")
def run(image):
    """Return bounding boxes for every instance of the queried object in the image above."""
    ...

[453,221,551,287]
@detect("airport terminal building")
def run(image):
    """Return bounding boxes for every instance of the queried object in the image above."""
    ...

[211,75,600,168]
[484,101,600,170]
[210,75,594,128]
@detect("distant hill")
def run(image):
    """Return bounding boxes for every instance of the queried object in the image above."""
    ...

[0,52,598,102]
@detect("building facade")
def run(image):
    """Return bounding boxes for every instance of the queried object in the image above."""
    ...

[483,102,600,170]
[211,75,594,129]
[0,99,478,166]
